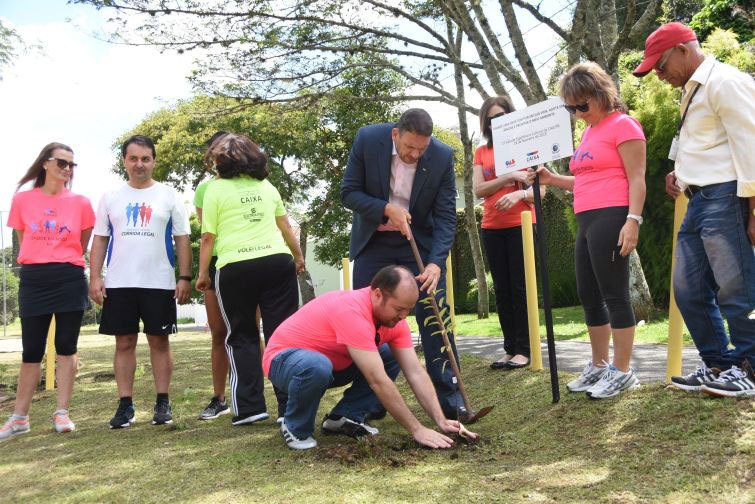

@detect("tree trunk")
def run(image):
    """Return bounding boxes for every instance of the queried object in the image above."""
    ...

[297,222,316,305]
[628,249,654,322]
[450,24,489,319]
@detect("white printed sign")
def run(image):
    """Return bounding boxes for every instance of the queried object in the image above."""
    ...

[491,96,574,175]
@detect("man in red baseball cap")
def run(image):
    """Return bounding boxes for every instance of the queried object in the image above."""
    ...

[632,22,697,77]
[635,22,755,399]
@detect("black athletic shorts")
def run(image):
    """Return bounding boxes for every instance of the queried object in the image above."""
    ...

[99,288,177,336]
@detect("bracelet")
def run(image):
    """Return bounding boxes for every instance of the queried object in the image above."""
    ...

[522,189,527,200]
[178,275,192,282]
[626,214,643,225]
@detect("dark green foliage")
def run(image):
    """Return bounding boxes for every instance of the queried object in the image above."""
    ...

[690,0,754,42]
[540,193,579,308]
[620,56,681,306]
[452,194,578,314]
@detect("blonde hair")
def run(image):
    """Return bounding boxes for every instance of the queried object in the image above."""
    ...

[560,62,626,113]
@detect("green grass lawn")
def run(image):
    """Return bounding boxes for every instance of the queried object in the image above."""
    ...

[0,332,751,503]
[407,306,695,345]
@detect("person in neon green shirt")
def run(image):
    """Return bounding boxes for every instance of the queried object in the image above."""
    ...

[193,131,231,421]
[196,133,304,426]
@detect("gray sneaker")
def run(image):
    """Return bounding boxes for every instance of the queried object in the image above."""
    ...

[670,365,720,392]
[567,361,608,392]
[199,397,230,420]
[586,365,640,399]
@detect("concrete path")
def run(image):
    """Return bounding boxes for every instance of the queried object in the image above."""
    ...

[453,336,702,383]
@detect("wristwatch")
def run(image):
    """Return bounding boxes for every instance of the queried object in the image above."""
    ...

[627,214,643,225]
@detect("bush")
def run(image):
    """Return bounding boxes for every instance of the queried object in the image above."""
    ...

[451,193,579,314]
[0,271,19,325]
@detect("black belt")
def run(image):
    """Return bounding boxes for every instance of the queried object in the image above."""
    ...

[684,185,703,198]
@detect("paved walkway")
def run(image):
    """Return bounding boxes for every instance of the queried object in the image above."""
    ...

[1,330,702,383]
[453,336,701,383]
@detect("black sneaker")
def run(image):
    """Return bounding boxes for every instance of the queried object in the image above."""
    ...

[109,403,136,429]
[670,365,721,391]
[321,414,378,438]
[701,363,755,398]
[199,397,230,420]
[152,401,173,425]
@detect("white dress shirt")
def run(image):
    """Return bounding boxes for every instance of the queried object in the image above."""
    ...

[675,56,755,197]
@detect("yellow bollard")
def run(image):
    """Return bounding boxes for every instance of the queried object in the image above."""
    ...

[521,211,543,371]
[445,254,456,333]
[45,315,56,391]
[666,196,688,383]
[342,257,351,291]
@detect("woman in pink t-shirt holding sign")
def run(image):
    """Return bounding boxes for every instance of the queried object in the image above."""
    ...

[537,62,647,400]
[0,143,95,441]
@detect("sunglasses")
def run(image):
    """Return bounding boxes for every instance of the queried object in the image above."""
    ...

[486,111,506,124]
[564,99,590,115]
[655,47,676,74]
[48,157,77,170]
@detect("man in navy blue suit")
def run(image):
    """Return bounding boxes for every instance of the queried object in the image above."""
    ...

[341,108,466,420]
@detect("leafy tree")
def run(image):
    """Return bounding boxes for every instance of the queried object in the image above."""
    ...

[690,0,754,42]
[112,63,404,300]
[76,0,663,317]
[0,20,20,80]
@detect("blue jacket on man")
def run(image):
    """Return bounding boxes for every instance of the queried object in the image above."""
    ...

[340,123,457,266]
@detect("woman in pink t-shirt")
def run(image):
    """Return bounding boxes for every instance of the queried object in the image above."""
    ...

[0,143,95,441]
[472,96,541,370]
[537,62,647,400]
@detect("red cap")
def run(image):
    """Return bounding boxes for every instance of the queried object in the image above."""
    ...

[633,22,697,77]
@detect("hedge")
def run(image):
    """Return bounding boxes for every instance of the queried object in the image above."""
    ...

[450,193,579,313]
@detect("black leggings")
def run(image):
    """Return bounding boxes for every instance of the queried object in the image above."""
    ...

[20,310,85,363]
[575,206,635,329]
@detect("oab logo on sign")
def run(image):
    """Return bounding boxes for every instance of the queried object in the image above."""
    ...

[505,159,516,167]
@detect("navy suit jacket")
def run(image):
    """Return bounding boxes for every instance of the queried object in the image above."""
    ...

[340,123,457,266]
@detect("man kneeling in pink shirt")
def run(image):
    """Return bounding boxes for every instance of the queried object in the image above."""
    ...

[263,265,470,450]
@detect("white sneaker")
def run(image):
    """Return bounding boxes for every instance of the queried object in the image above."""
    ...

[53,410,76,433]
[586,365,640,399]
[567,361,608,392]
[280,421,317,450]
[0,415,30,441]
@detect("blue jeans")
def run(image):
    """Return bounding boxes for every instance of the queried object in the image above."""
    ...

[352,231,464,417]
[267,344,401,439]
[674,181,755,369]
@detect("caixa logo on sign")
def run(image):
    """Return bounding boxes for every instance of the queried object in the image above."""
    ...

[505,159,516,167]
[526,150,540,162]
